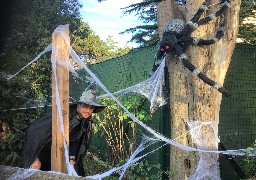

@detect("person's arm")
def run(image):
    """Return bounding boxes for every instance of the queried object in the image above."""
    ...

[23,111,52,169]
[30,157,41,169]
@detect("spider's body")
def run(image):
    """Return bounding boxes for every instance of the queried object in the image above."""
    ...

[154,0,231,96]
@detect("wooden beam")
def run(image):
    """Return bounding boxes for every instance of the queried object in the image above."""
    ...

[51,25,70,173]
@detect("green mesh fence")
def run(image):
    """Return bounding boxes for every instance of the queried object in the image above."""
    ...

[70,43,256,178]
[70,45,170,175]
[219,44,256,179]
[70,45,158,98]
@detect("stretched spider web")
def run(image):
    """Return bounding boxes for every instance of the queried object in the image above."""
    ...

[97,57,166,113]
[6,32,256,179]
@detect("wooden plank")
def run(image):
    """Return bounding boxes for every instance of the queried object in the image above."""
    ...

[51,24,70,173]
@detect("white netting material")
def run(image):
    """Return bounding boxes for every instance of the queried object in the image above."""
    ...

[6,29,256,179]
[86,134,163,179]
[7,168,39,180]
[48,25,78,176]
[97,58,166,113]
[51,54,78,176]
[7,168,71,180]
[7,44,52,80]
[187,121,220,180]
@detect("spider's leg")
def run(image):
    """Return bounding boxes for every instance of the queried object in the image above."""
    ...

[195,27,224,45]
[151,52,164,75]
[190,2,208,23]
[180,2,208,36]
[174,44,230,97]
[197,1,231,26]
[178,26,224,46]
[180,0,230,37]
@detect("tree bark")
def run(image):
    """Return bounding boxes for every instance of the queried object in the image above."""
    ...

[157,0,241,178]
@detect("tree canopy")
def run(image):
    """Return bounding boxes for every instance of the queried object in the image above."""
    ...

[0,0,131,110]
[121,0,256,46]
[121,0,159,46]
[238,0,256,44]
[0,0,131,167]
[0,0,83,110]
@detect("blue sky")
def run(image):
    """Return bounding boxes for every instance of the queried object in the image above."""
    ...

[79,0,143,48]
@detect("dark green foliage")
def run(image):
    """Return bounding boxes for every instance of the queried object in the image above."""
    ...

[0,108,45,167]
[0,58,51,166]
[244,142,256,178]
[239,23,256,44]
[0,0,82,74]
[121,0,160,47]
[83,153,166,179]
[0,78,27,110]
[0,0,82,167]
[238,0,256,44]
[128,160,166,179]
[121,0,256,46]
[121,24,159,46]
[83,153,112,176]
[122,0,159,23]
[0,0,132,169]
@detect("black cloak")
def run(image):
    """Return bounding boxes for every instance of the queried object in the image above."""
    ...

[23,104,93,176]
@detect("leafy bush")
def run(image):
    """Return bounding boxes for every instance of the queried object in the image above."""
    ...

[0,108,44,167]
[83,153,168,179]
[244,141,256,178]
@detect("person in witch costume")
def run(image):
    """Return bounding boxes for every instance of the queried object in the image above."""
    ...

[23,83,106,176]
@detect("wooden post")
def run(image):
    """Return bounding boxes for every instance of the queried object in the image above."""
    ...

[51,25,70,173]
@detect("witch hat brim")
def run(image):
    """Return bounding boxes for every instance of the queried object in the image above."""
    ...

[78,83,106,113]
[78,101,106,113]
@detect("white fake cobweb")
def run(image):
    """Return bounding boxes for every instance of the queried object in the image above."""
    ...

[97,58,166,113]
[6,27,256,179]
[86,133,162,180]
[7,168,39,180]
[187,121,220,180]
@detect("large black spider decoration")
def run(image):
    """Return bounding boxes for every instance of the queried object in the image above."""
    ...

[154,0,231,97]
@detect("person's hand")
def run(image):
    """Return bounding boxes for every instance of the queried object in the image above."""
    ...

[69,156,76,165]
[30,157,41,169]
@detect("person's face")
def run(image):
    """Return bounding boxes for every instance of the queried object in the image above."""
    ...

[77,103,94,119]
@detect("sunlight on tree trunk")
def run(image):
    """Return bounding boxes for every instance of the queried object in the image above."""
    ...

[157,0,241,178]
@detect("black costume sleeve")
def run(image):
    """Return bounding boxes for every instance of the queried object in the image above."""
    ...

[73,119,94,176]
[23,104,93,176]
[23,111,52,168]
[23,104,77,169]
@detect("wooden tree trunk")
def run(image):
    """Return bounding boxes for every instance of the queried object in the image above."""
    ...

[157,0,241,178]
[51,24,70,173]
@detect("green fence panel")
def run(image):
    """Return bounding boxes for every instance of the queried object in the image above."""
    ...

[70,43,256,178]
[219,44,256,179]
[70,45,169,175]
